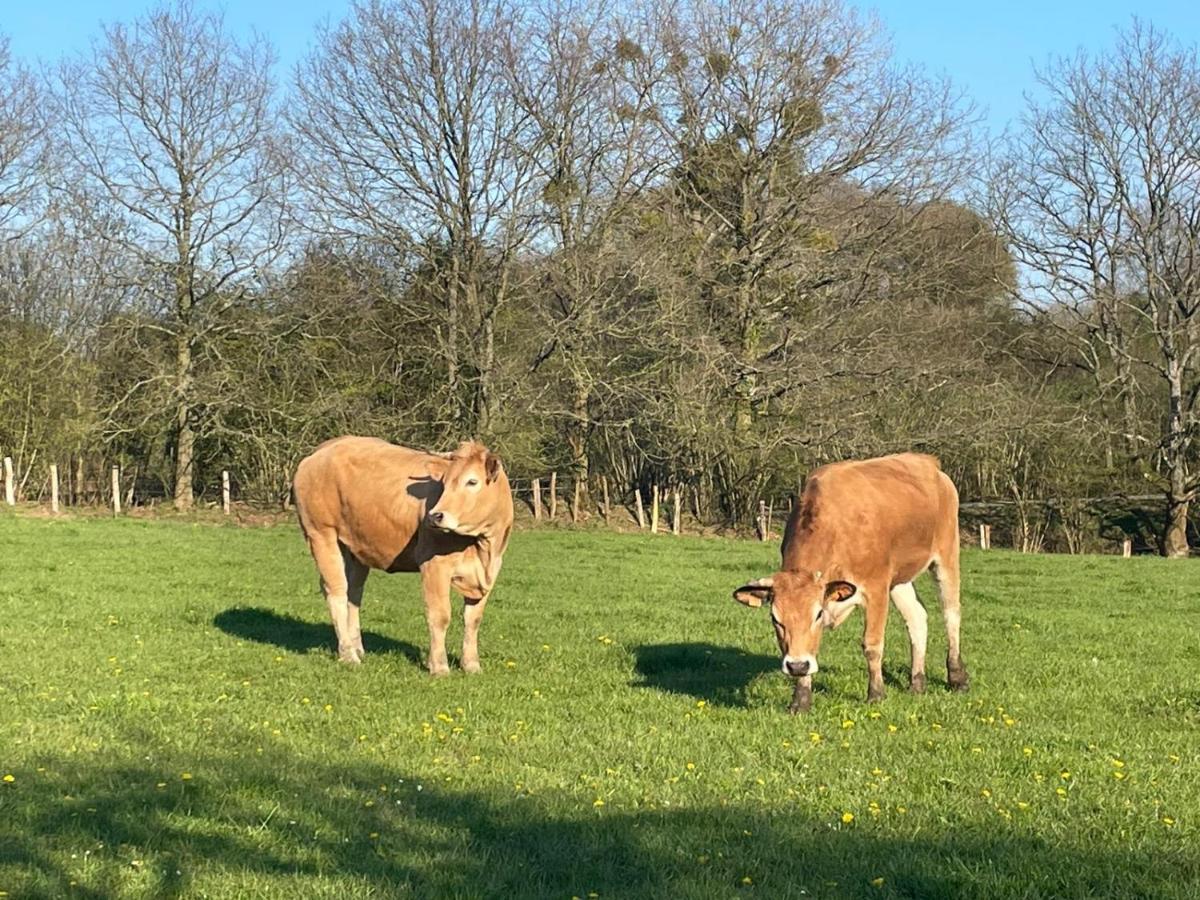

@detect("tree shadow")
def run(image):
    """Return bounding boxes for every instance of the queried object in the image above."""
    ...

[631,642,782,708]
[213,606,422,664]
[5,751,1197,899]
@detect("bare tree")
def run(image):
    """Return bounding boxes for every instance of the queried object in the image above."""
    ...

[640,0,976,460]
[53,0,287,509]
[991,20,1200,556]
[501,1,673,495]
[292,0,538,437]
[0,35,47,239]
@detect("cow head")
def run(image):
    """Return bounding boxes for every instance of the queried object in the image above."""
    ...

[732,569,862,676]
[426,441,507,537]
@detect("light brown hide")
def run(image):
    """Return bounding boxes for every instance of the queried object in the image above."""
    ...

[733,453,968,711]
[293,436,513,674]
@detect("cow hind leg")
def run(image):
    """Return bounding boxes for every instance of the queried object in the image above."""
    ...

[308,531,360,664]
[890,581,927,693]
[931,554,969,691]
[343,549,369,663]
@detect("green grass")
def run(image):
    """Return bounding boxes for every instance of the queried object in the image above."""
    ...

[1,512,1198,899]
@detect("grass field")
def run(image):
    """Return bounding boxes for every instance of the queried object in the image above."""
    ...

[1,512,1198,899]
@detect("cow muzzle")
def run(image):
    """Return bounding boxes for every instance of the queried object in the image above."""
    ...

[427,510,458,531]
[783,655,818,677]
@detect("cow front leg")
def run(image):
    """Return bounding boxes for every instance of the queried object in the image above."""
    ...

[890,582,927,693]
[461,594,488,674]
[420,566,453,676]
[788,675,813,714]
[862,587,888,702]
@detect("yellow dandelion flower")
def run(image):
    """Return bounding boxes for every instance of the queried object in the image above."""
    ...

[1060,770,1071,780]
[686,762,696,770]
[1055,787,1067,797]
[181,773,192,781]
[1023,747,1033,757]
[1162,816,1175,826]
[369,832,379,839]
[842,719,855,729]
[841,811,855,824]
[1016,801,1029,810]
[887,723,897,733]
[593,798,605,807]
[871,877,886,888]
[810,732,822,743]
[741,876,753,885]
[931,723,943,731]
[2,774,14,783]
[1111,759,1125,768]
[1113,771,1126,780]
[1168,754,1180,764]
[896,806,908,814]
[980,789,991,799]
[324,704,333,712]
[156,782,166,789]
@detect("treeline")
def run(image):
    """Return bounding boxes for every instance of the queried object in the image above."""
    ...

[0,2,1197,554]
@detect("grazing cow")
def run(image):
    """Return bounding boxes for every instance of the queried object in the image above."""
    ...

[293,436,513,675]
[732,453,968,713]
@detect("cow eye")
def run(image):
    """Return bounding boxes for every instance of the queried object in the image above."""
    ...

[814,608,824,624]
[466,477,479,487]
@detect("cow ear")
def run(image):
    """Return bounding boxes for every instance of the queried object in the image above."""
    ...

[733,576,774,608]
[823,580,858,604]
[485,452,502,483]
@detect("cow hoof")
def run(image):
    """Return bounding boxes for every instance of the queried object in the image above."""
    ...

[338,647,364,664]
[950,675,970,693]
[910,674,927,694]
[429,664,451,677]
[867,689,886,704]
[462,660,482,675]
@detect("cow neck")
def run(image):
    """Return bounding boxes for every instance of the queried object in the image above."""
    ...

[782,528,840,578]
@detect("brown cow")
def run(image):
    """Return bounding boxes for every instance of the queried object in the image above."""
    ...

[293,436,513,675]
[732,453,968,712]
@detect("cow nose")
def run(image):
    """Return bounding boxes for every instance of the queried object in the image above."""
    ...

[429,511,445,525]
[785,659,810,677]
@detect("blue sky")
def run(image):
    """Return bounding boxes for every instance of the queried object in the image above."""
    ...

[5,0,1198,133]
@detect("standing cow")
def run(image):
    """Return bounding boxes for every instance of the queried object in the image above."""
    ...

[293,436,513,675]
[733,453,968,712]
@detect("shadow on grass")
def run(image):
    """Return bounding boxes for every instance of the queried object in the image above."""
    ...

[4,752,1197,899]
[631,642,782,708]
[213,606,422,664]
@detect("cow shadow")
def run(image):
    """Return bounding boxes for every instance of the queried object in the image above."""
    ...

[631,642,783,708]
[213,606,422,664]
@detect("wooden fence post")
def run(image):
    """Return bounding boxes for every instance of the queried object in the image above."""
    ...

[634,486,646,529]
[571,479,582,523]
[672,488,681,535]
[222,470,231,515]
[601,476,610,523]
[532,478,542,520]
[3,457,13,506]
[757,500,767,541]
[549,472,558,520]
[1122,538,1132,558]
[111,465,121,516]
[50,464,59,514]
[766,500,773,540]
[979,523,991,550]
[650,484,660,534]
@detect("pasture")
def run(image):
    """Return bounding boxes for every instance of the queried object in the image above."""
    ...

[1,513,1197,899]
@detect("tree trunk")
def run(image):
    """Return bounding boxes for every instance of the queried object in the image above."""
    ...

[566,377,590,506]
[1162,359,1191,557]
[173,332,195,511]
